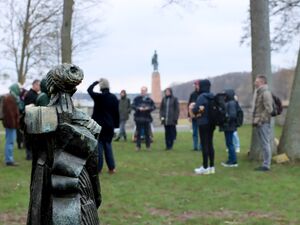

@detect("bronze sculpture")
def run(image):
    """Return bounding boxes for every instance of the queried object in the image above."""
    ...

[25,64,101,225]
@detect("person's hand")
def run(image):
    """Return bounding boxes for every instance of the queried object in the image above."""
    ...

[188,102,195,110]
[199,105,205,113]
[188,117,192,123]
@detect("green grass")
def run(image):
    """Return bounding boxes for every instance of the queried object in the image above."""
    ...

[0,125,300,225]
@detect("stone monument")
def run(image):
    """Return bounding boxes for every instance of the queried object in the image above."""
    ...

[25,64,101,225]
[151,50,162,103]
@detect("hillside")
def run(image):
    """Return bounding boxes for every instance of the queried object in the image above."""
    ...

[171,68,294,106]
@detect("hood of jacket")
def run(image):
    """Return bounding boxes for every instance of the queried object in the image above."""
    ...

[9,83,21,97]
[224,89,235,101]
[199,79,211,94]
[40,78,48,94]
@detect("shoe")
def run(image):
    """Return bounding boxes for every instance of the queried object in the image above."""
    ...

[221,162,238,167]
[225,149,228,152]
[236,148,240,153]
[254,166,270,172]
[194,166,210,175]
[146,147,151,151]
[108,169,116,174]
[6,162,19,166]
[208,167,215,174]
[136,147,141,151]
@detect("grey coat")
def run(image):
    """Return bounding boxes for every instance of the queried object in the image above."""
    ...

[119,97,131,121]
[159,95,179,126]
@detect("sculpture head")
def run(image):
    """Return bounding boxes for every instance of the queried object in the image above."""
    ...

[46,63,84,96]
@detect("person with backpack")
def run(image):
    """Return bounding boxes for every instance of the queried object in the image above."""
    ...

[159,88,180,150]
[253,75,273,172]
[220,89,240,167]
[191,79,216,175]
[114,90,131,141]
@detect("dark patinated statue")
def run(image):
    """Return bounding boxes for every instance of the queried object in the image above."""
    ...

[25,64,101,225]
[151,50,158,72]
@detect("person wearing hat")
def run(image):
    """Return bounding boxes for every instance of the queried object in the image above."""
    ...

[88,78,119,174]
[187,80,202,151]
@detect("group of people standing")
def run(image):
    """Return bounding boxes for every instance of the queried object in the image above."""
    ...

[2,74,274,176]
[1,79,50,166]
[87,81,180,174]
[188,75,273,175]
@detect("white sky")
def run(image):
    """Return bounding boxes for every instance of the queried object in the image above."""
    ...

[1,0,299,94]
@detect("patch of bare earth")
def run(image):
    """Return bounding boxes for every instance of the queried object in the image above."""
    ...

[148,208,294,224]
[0,212,27,225]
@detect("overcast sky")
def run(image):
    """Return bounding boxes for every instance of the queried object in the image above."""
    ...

[1,0,299,94]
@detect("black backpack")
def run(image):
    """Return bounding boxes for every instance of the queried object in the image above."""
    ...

[206,93,227,126]
[235,101,244,127]
[271,93,282,117]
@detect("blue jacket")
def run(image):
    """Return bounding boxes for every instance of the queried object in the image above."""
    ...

[132,95,155,123]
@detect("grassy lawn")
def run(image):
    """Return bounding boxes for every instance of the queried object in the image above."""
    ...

[0,125,300,225]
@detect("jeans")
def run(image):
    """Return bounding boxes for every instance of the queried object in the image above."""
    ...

[136,122,151,148]
[257,123,272,169]
[118,120,127,139]
[164,125,176,149]
[192,119,200,150]
[98,140,115,172]
[5,128,16,163]
[233,131,240,150]
[224,131,237,164]
[199,124,215,169]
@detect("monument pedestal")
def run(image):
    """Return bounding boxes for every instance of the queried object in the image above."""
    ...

[151,71,162,104]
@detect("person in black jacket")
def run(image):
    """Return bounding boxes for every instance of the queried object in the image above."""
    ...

[192,79,216,175]
[188,80,201,151]
[88,78,119,174]
[24,79,40,160]
[132,86,155,150]
[220,89,239,167]
[159,88,179,150]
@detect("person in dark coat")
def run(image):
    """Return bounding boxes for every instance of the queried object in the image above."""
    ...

[220,89,239,167]
[35,78,50,106]
[159,88,179,150]
[192,79,216,175]
[132,86,155,150]
[88,78,119,174]
[115,90,131,141]
[24,79,40,160]
[188,80,201,151]
[2,83,22,166]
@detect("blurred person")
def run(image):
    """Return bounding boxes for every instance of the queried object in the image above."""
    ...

[253,75,273,172]
[220,89,239,167]
[192,79,216,175]
[35,78,50,106]
[2,83,23,166]
[24,79,40,160]
[159,88,179,150]
[16,88,27,149]
[88,78,119,174]
[188,80,201,151]
[115,90,131,141]
[132,86,155,151]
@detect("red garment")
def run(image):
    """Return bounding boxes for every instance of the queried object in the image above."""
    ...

[2,94,19,128]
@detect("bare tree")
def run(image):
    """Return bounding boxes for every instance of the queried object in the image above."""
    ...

[248,0,275,160]
[0,0,62,84]
[61,0,74,63]
[278,47,300,159]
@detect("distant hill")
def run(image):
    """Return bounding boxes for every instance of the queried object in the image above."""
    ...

[170,68,294,106]
[72,68,294,107]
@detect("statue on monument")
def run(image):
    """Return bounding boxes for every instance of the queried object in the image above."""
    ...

[25,64,101,225]
[151,50,158,72]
